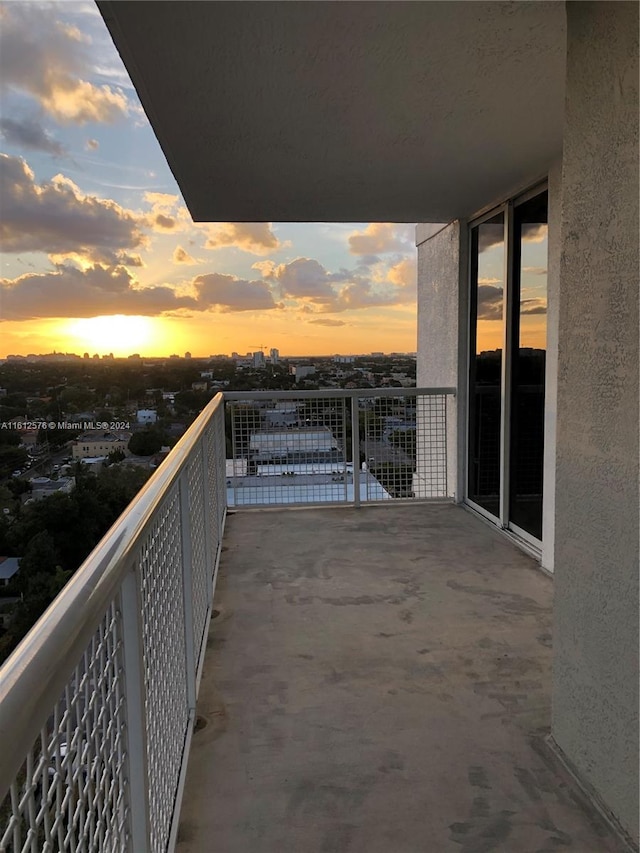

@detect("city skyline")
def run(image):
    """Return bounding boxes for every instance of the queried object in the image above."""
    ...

[0,1,419,358]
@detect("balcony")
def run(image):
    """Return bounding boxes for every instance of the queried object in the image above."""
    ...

[0,392,631,853]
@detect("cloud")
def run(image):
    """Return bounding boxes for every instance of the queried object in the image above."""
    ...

[478,277,502,286]
[522,266,547,276]
[204,222,285,255]
[348,223,413,256]
[0,116,66,156]
[477,284,503,320]
[173,246,199,265]
[329,281,399,312]
[257,257,338,301]
[141,193,284,255]
[522,223,548,244]
[477,223,547,254]
[255,255,414,313]
[1,263,195,320]
[85,138,99,151]
[0,154,146,258]
[142,191,190,233]
[521,298,547,315]
[154,213,177,231]
[193,273,276,312]
[308,318,347,327]
[0,4,131,125]
[387,258,416,290]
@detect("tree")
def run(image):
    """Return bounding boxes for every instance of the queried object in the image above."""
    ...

[0,446,28,478]
[128,428,167,456]
[106,449,126,465]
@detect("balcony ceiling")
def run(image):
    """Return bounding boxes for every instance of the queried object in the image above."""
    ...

[97,1,566,223]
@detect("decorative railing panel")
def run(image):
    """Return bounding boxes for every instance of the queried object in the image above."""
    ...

[0,396,227,853]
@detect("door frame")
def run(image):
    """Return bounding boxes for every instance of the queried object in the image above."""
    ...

[464,181,549,549]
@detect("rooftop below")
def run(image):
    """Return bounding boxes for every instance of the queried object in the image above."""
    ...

[177,504,628,852]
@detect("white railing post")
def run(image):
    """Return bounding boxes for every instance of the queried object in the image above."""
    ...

[120,570,151,853]
[215,405,227,538]
[350,395,361,507]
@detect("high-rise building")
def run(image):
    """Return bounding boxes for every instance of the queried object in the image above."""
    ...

[269,348,279,364]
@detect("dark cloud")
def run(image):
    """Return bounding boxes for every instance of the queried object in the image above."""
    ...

[477,223,504,254]
[154,213,177,231]
[193,273,276,312]
[477,284,503,320]
[0,154,146,256]
[173,246,198,265]
[308,318,347,327]
[0,116,66,156]
[1,264,195,320]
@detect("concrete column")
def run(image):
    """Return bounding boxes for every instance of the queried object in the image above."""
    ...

[415,222,467,500]
[553,1,639,842]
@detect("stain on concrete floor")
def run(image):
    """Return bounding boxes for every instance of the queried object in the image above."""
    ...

[177,505,631,853]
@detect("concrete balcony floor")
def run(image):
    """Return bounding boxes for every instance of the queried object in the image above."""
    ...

[177,504,628,853]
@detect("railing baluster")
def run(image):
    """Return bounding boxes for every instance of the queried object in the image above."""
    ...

[179,470,197,715]
[350,394,361,508]
[119,570,151,853]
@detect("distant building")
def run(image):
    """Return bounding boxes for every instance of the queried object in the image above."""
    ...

[28,477,75,501]
[253,351,265,368]
[185,351,192,359]
[269,348,280,364]
[19,429,39,448]
[333,355,355,364]
[137,409,158,425]
[192,381,208,391]
[0,557,20,587]
[72,431,131,459]
[290,365,316,382]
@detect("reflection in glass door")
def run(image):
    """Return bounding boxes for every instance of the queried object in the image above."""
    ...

[467,188,548,545]
[468,212,505,518]
[509,192,548,540]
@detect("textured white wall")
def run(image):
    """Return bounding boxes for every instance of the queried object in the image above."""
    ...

[415,223,463,499]
[552,2,639,841]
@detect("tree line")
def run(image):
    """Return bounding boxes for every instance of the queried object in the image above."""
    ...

[0,464,151,665]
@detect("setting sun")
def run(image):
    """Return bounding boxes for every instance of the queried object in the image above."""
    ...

[63,315,158,356]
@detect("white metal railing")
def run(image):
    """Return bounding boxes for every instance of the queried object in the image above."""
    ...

[0,386,453,852]
[0,394,226,853]
[225,387,456,507]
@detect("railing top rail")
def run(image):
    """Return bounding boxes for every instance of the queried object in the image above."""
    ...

[223,387,456,401]
[0,393,225,798]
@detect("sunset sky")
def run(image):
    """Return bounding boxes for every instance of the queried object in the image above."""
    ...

[0,1,419,358]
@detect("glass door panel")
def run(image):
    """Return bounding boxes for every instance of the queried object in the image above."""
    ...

[508,191,548,540]
[467,212,505,517]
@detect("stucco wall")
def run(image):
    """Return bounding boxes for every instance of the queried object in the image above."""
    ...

[415,222,464,499]
[552,2,639,841]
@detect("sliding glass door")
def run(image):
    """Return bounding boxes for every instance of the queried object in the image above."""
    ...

[468,211,505,517]
[467,187,548,545]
